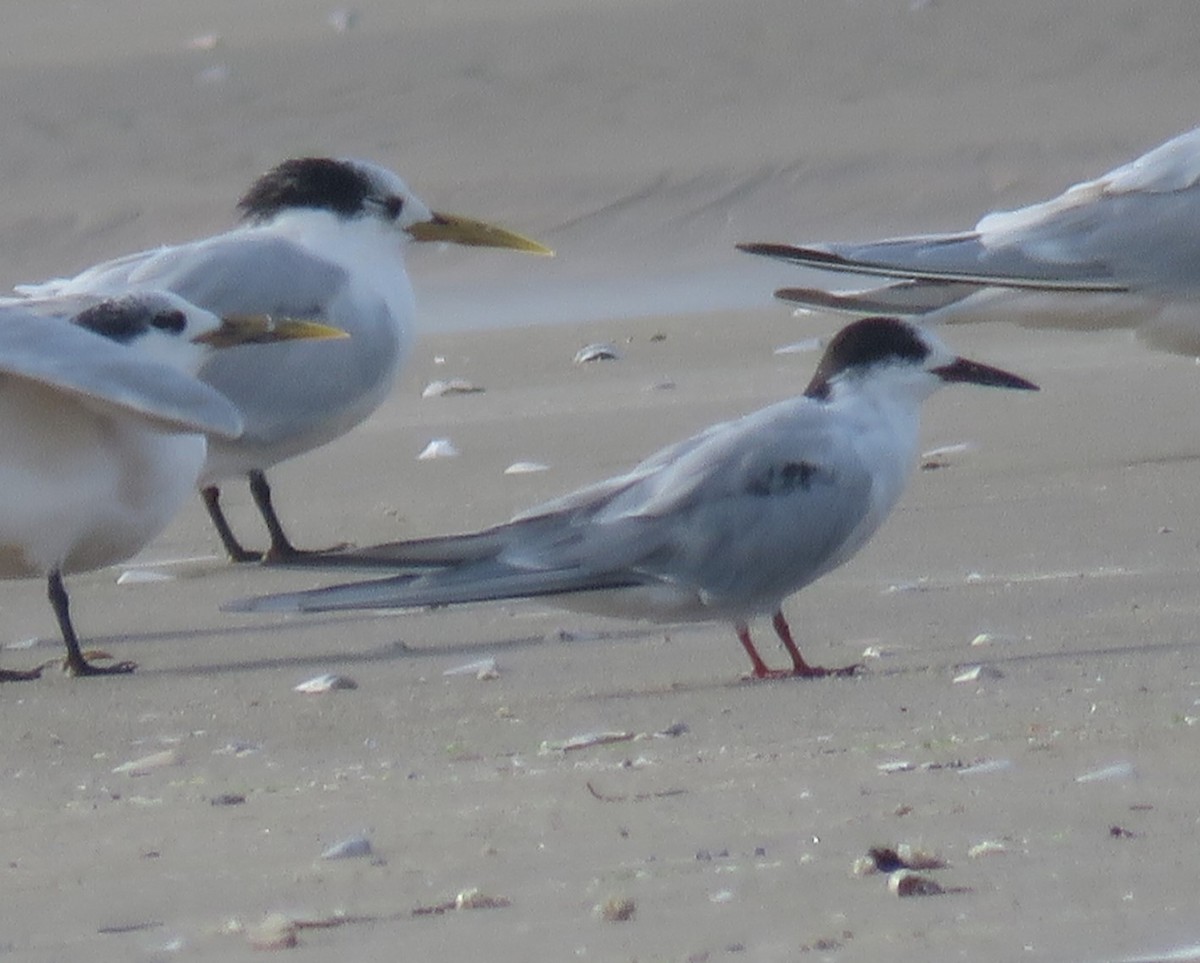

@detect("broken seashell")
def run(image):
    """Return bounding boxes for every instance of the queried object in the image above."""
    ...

[455,888,510,910]
[418,438,459,460]
[859,845,945,874]
[116,569,175,585]
[896,843,946,869]
[539,731,635,754]
[294,673,357,694]
[773,337,825,355]
[968,840,1007,858]
[954,664,1003,683]
[888,869,944,897]
[574,342,621,364]
[246,913,298,950]
[112,749,182,776]
[595,896,636,922]
[920,442,976,469]
[422,378,484,398]
[504,461,549,475]
[956,758,1012,776]
[320,836,372,860]
[443,658,499,679]
[1076,762,1135,783]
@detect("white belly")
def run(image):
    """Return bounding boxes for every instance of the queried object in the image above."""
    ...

[0,378,206,578]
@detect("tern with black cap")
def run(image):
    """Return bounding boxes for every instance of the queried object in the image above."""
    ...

[15,157,551,563]
[227,317,1037,681]
[0,291,343,679]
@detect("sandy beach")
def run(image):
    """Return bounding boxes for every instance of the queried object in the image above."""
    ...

[2,1,1200,959]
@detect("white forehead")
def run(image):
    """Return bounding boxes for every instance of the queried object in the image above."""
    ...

[340,158,433,225]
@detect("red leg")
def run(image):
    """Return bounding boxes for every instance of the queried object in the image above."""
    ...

[736,623,776,679]
[772,610,860,679]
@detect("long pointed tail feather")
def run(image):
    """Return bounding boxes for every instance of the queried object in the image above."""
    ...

[737,240,1127,292]
[225,564,644,614]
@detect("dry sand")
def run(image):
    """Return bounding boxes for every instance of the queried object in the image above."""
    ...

[2,1,1200,960]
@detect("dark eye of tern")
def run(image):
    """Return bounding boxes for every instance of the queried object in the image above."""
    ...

[151,310,188,334]
[382,196,404,220]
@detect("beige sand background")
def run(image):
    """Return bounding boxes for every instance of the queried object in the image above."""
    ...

[2,0,1200,959]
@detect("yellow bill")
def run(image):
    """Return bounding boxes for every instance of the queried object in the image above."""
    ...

[197,316,349,348]
[407,212,553,256]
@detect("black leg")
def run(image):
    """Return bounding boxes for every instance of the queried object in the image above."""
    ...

[248,469,350,564]
[201,484,262,563]
[247,469,303,561]
[48,570,135,677]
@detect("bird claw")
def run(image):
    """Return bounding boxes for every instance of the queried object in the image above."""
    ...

[63,655,137,677]
[259,541,354,566]
[744,662,864,682]
[0,666,45,682]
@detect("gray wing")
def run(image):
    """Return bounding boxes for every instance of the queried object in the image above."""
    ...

[740,126,1200,315]
[0,308,243,437]
[48,233,401,451]
[227,397,879,614]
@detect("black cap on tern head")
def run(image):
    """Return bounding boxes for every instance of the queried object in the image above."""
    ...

[74,295,188,344]
[804,316,1039,398]
[804,317,930,399]
[238,158,376,223]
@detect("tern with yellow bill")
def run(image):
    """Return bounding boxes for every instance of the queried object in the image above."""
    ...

[16,157,552,562]
[0,292,344,679]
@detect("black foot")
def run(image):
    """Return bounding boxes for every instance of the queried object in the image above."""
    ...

[260,540,353,566]
[64,654,138,677]
[0,666,45,682]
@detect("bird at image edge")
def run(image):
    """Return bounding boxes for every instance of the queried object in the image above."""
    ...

[738,126,1200,357]
[227,317,1037,681]
[14,157,552,563]
[0,292,343,680]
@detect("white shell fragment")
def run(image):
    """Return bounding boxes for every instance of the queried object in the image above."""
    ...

[112,749,182,776]
[920,442,976,470]
[294,673,358,694]
[1076,762,1135,783]
[422,378,484,398]
[877,760,915,774]
[773,337,825,355]
[968,840,1008,858]
[116,569,175,585]
[957,758,1012,776]
[246,913,298,951]
[504,461,549,475]
[888,869,944,897]
[539,731,635,754]
[443,658,499,680]
[954,664,1003,683]
[418,438,460,460]
[455,888,510,910]
[574,342,621,364]
[320,835,372,860]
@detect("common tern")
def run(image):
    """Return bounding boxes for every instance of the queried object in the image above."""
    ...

[16,157,551,562]
[0,292,342,680]
[738,126,1200,356]
[227,317,1038,680]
